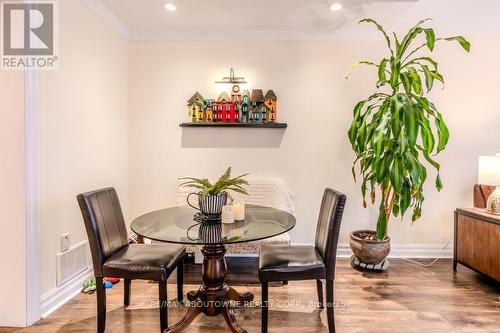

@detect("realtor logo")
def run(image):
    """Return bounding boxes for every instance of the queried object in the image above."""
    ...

[1,1,58,70]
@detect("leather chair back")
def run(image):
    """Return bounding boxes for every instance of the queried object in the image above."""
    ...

[314,188,347,279]
[77,187,129,276]
[474,184,495,208]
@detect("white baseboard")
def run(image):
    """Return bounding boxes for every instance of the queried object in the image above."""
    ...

[40,268,93,319]
[293,242,453,259]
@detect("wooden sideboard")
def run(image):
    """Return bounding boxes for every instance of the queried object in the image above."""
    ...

[454,208,500,281]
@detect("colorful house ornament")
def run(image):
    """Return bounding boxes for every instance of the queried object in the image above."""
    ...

[186,69,279,125]
[187,92,204,123]
[264,90,277,123]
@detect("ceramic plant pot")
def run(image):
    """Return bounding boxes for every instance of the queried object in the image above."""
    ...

[187,191,228,218]
[349,230,390,265]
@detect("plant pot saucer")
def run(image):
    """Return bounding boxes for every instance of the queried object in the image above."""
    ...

[350,255,389,273]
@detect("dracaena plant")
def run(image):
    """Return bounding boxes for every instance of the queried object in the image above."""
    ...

[347,18,470,240]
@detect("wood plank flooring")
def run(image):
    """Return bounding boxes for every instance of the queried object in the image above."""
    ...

[1,258,499,333]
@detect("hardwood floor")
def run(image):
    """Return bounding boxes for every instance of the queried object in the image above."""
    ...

[1,258,499,333]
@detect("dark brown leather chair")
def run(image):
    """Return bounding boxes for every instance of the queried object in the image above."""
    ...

[259,188,346,333]
[77,187,185,333]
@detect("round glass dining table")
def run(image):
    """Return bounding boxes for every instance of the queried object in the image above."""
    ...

[130,204,296,333]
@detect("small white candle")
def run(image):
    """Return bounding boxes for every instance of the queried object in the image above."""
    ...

[221,205,234,224]
[233,199,245,221]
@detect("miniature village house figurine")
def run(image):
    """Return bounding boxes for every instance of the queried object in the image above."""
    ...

[186,69,279,124]
[187,92,204,123]
[203,98,214,122]
[240,90,250,122]
[265,90,277,123]
[213,92,238,123]
[250,89,264,122]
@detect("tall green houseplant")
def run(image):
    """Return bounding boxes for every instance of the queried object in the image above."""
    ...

[347,19,470,240]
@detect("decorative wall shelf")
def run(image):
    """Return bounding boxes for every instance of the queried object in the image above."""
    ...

[180,122,287,128]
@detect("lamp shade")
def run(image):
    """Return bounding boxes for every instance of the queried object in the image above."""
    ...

[478,156,500,186]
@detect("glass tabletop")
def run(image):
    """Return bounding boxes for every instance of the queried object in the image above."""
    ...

[130,204,296,245]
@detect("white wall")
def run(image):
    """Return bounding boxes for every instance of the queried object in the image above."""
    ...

[128,11,500,247]
[38,0,128,295]
[0,70,27,326]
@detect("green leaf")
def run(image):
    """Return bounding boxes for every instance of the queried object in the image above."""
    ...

[431,70,444,84]
[434,113,449,153]
[390,95,402,138]
[222,167,231,180]
[435,174,443,191]
[376,202,387,240]
[445,36,471,52]
[422,65,434,92]
[378,58,387,82]
[400,72,412,93]
[346,61,377,78]
[348,101,366,144]
[412,205,422,222]
[392,32,401,56]
[398,19,431,56]
[390,155,404,192]
[373,114,390,156]
[390,56,401,90]
[424,28,435,51]
[404,57,438,71]
[406,152,422,186]
[392,201,400,217]
[407,67,422,95]
[400,184,411,216]
[403,97,418,147]
[418,146,440,171]
[356,117,368,150]
[359,18,393,54]
[375,156,389,182]
[420,116,435,154]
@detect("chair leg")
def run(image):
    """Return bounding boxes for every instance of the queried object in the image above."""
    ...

[282,280,288,285]
[177,258,184,304]
[96,276,106,333]
[124,278,131,306]
[159,281,168,332]
[316,279,324,309]
[326,278,335,333]
[261,282,268,333]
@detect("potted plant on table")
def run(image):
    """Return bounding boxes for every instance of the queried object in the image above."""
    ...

[180,167,249,218]
[347,18,470,265]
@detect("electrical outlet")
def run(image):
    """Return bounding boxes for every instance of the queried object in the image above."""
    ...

[60,233,70,252]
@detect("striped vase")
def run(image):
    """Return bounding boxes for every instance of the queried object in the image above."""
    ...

[188,191,228,218]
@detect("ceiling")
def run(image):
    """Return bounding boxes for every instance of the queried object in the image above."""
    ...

[99,0,419,38]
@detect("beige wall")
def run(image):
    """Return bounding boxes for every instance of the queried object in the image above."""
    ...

[0,71,26,325]
[128,34,499,246]
[38,0,128,294]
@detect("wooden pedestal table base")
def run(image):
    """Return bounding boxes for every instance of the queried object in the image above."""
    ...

[165,244,254,333]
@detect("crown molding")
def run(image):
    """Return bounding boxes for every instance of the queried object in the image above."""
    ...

[128,30,346,41]
[81,0,130,39]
